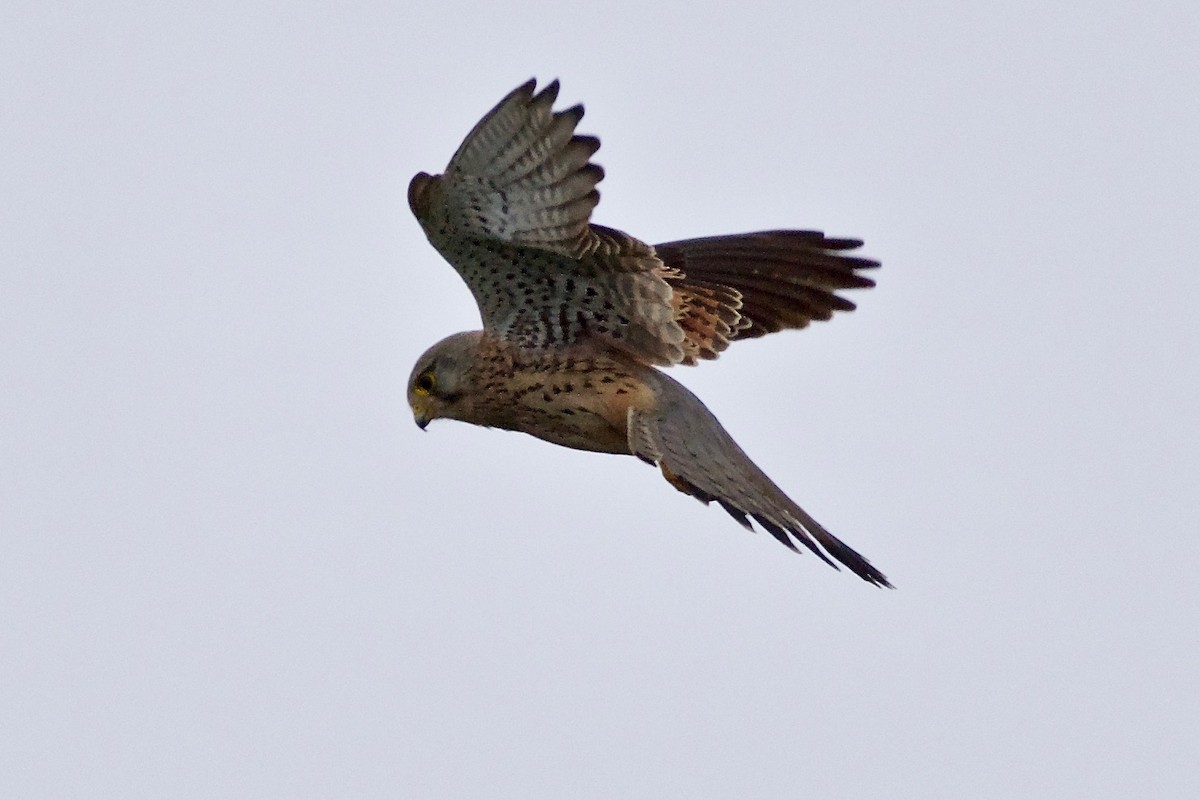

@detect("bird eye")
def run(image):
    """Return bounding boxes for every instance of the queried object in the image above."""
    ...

[414,372,436,394]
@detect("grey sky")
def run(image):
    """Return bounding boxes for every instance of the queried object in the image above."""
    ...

[3,1,1198,797]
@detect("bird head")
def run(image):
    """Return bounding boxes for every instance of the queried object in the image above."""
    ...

[407,331,483,430]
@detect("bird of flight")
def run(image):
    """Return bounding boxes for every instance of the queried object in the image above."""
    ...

[407,79,890,586]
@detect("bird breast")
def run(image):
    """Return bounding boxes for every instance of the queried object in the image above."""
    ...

[471,341,657,456]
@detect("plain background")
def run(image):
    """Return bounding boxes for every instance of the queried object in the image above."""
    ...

[3,2,1198,797]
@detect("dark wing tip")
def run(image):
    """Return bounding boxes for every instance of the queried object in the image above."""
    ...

[848,273,876,290]
[754,513,893,588]
[503,78,537,105]
[717,499,755,531]
[817,537,894,588]
[535,78,561,104]
[562,102,586,123]
[580,162,605,185]
[753,515,801,554]
[651,458,892,586]
[574,135,602,161]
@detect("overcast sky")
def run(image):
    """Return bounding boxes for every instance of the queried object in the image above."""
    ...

[3,2,1198,797]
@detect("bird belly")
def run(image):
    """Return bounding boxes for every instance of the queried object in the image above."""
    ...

[520,412,628,453]
[509,392,632,455]
[482,352,656,456]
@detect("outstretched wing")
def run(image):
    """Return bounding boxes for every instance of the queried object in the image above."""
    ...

[409,79,695,365]
[408,79,612,258]
[627,371,891,586]
[407,79,876,368]
[656,230,879,343]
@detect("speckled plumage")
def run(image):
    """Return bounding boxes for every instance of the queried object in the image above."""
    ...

[406,79,889,586]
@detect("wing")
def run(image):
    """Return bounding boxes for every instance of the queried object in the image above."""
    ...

[627,371,891,586]
[408,79,702,366]
[409,78,612,259]
[656,230,879,343]
[407,81,875,369]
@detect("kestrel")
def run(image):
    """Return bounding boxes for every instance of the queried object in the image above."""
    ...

[407,79,890,586]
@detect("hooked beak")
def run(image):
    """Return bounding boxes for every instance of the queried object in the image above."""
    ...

[411,399,432,431]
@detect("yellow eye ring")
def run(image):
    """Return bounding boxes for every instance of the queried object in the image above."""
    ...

[414,372,436,395]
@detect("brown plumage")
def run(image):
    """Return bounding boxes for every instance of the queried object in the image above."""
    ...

[656,230,879,341]
[406,79,889,586]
